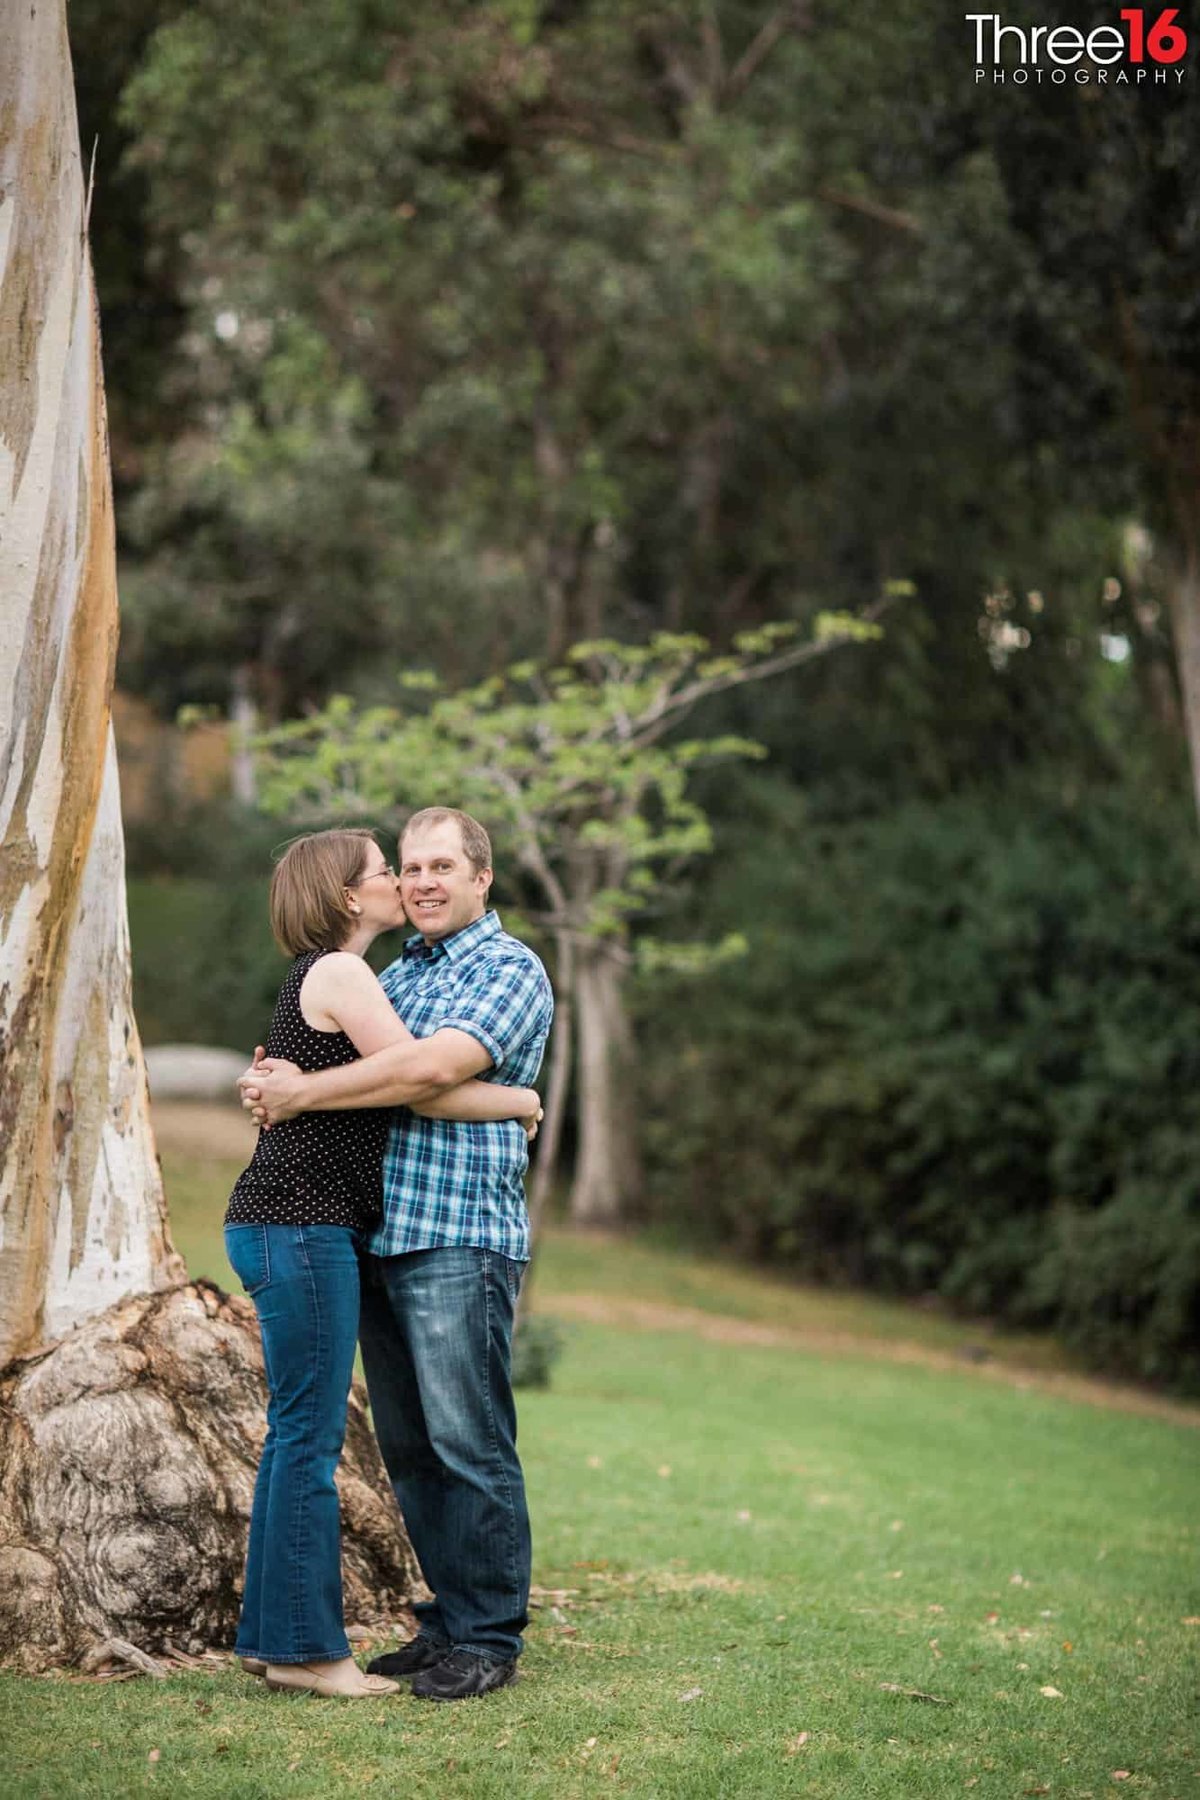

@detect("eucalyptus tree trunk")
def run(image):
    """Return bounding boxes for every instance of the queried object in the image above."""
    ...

[0,0,416,1672]
[0,0,181,1364]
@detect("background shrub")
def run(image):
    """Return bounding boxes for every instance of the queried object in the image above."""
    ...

[636,776,1200,1388]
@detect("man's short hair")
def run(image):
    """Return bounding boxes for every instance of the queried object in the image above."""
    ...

[268,828,378,956]
[402,807,492,874]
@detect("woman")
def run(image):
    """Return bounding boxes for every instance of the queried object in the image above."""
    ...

[224,829,541,1700]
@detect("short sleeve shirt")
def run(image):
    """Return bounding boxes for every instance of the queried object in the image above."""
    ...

[366,911,554,1262]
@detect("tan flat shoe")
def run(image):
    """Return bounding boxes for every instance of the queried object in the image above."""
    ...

[265,1658,399,1699]
[240,1658,267,1677]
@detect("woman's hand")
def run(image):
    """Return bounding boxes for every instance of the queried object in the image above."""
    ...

[524,1106,545,1143]
[519,1092,544,1141]
[238,1053,309,1127]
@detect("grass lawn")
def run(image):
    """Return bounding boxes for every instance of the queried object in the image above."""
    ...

[1,1132,1196,1798]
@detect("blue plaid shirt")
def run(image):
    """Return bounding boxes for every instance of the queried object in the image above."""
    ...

[366,911,553,1262]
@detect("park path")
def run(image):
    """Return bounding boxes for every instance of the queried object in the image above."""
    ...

[542,1290,1200,1429]
[151,1104,1199,1432]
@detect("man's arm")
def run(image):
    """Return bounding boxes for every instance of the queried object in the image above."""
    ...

[242,1028,492,1125]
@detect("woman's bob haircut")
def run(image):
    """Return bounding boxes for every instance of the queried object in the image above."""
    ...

[268,828,380,956]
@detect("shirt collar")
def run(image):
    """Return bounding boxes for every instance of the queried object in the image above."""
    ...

[402,908,502,964]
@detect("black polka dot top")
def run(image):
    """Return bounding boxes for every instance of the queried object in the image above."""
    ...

[224,950,389,1233]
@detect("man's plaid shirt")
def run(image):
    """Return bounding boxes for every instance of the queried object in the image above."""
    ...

[366,910,553,1263]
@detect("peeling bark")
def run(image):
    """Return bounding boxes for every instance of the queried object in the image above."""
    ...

[0,1283,420,1673]
[0,0,183,1362]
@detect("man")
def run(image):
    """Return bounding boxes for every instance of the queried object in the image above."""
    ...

[240,807,553,1700]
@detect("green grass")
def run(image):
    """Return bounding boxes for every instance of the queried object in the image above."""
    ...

[2,1149,1197,1798]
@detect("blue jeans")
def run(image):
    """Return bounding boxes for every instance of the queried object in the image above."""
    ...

[224,1223,361,1664]
[359,1246,530,1662]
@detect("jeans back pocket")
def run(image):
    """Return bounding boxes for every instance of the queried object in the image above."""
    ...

[224,1223,271,1296]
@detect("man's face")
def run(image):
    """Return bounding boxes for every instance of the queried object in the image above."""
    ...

[399,819,491,942]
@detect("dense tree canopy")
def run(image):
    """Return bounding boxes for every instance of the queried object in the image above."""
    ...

[72,0,1200,1384]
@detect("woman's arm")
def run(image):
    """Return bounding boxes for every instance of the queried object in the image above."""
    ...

[413,1082,541,1124]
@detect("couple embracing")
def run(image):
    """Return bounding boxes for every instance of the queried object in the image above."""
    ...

[224,807,552,1702]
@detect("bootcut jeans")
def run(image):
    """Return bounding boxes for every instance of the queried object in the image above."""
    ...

[224,1222,361,1664]
[358,1245,530,1662]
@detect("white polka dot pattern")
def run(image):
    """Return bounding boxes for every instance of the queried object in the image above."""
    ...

[224,950,388,1232]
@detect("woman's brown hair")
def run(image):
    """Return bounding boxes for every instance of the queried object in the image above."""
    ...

[268,829,380,956]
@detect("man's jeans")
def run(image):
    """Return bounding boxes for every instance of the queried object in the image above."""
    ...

[359,1246,530,1662]
[224,1223,360,1664]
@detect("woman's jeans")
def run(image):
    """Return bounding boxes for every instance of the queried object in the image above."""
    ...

[224,1223,360,1664]
[358,1246,530,1662]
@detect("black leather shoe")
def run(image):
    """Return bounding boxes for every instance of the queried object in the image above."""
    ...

[366,1635,450,1679]
[409,1648,518,1701]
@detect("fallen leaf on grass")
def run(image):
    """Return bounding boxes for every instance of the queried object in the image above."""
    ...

[1010,1572,1030,1587]
[1183,1617,1200,1626]
[678,1687,704,1701]
[985,1611,1000,1624]
[657,1464,672,1478]
[287,1760,301,1774]
[785,1732,810,1755]
[1111,1774,1131,1783]
[1039,1685,1064,1698]
[494,1731,513,1749]
[887,1570,904,1580]
[879,1683,950,1705]
[1023,1786,1050,1795]
[148,1750,160,1764]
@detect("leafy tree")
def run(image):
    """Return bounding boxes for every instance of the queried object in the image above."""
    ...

[253,613,883,1224]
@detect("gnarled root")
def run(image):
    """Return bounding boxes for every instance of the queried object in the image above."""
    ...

[0,1282,418,1672]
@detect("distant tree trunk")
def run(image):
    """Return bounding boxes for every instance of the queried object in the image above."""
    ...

[0,0,416,1672]
[229,663,259,806]
[568,945,641,1224]
[525,929,574,1249]
[1165,527,1200,827]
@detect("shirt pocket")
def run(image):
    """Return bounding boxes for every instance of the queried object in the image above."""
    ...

[224,1224,271,1297]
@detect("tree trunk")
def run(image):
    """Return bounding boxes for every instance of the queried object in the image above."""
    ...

[518,929,575,1321]
[0,0,183,1363]
[1165,536,1200,826]
[0,0,417,1671]
[568,945,641,1224]
[229,663,259,806]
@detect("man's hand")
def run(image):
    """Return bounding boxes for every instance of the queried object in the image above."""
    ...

[238,1054,308,1127]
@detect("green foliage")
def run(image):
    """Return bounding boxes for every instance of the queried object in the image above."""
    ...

[128,877,284,1050]
[250,629,830,951]
[510,1312,564,1390]
[637,774,1200,1389]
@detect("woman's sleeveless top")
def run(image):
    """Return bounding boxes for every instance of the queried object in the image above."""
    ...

[224,950,388,1232]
